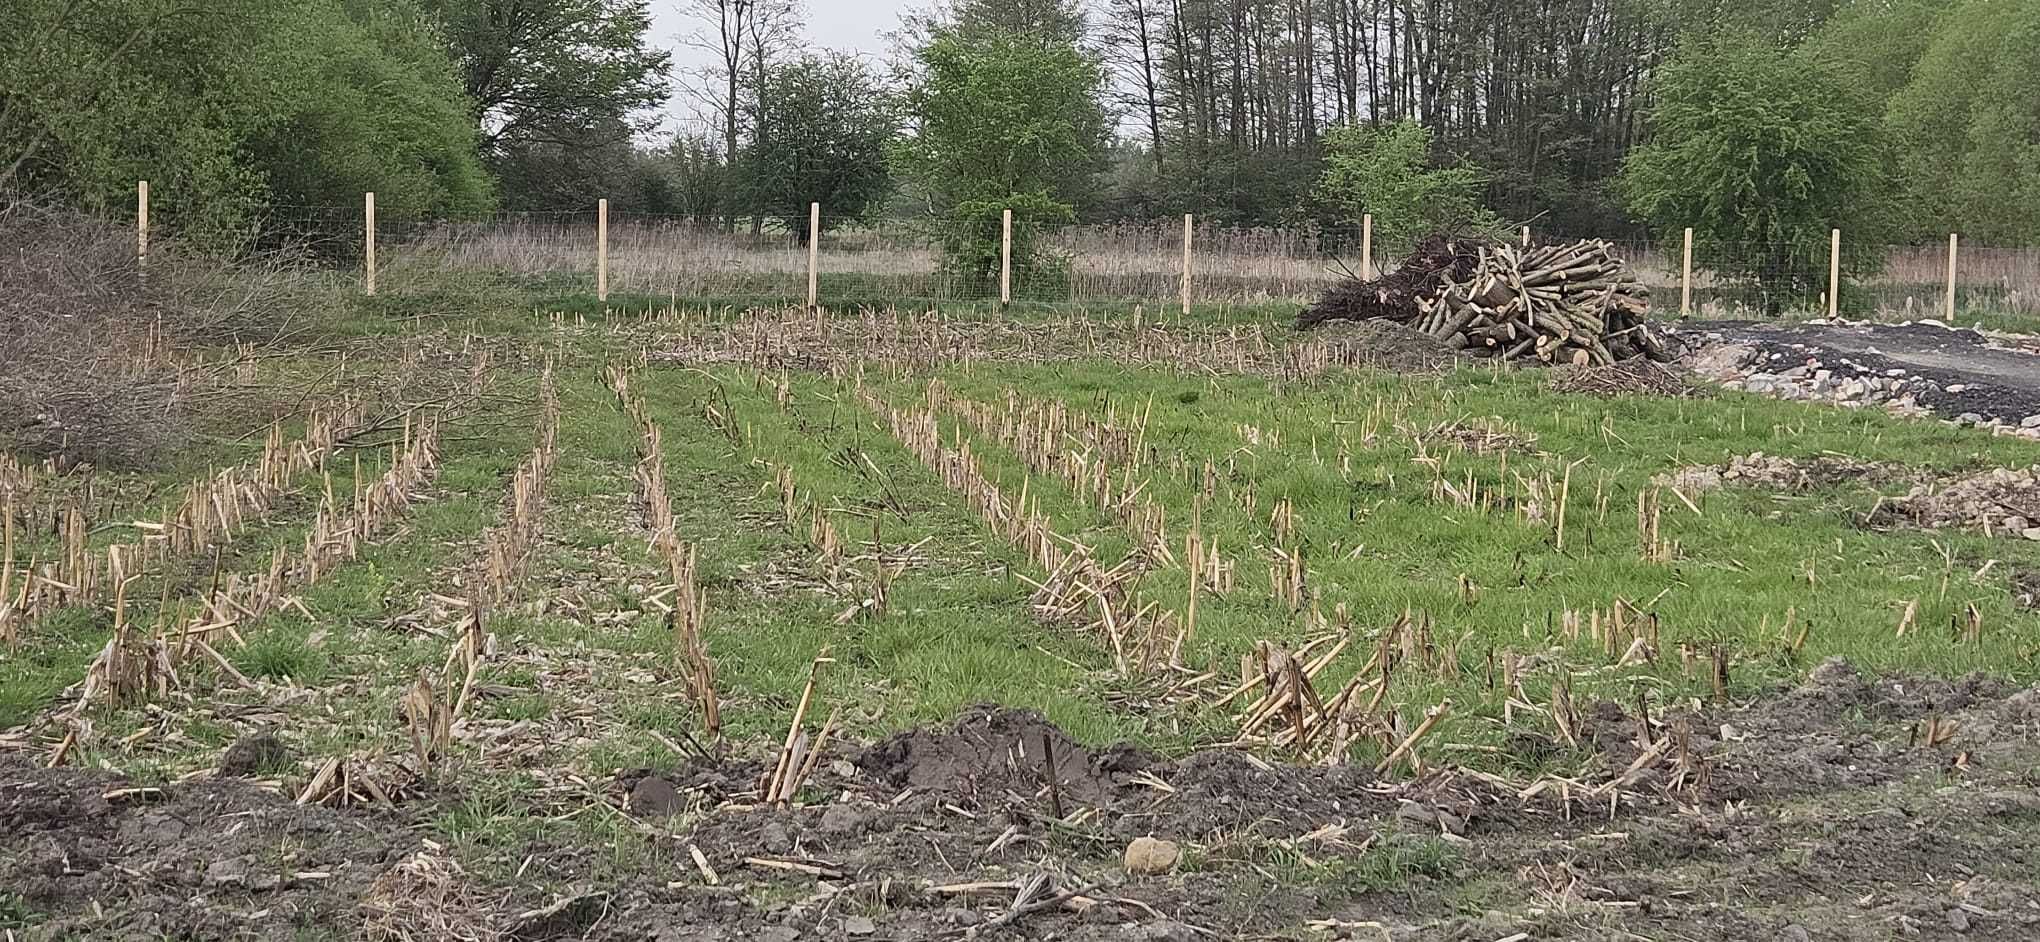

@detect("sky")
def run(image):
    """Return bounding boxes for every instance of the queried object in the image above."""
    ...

[649,0,921,135]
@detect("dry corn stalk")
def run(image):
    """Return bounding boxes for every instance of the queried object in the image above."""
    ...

[762,650,835,806]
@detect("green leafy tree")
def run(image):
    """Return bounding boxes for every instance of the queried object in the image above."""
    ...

[894,24,1108,295]
[1619,34,1893,310]
[741,54,897,238]
[1315,120,1498,253]
[429,0,670,209]
[1,0,491,244]
[1884,0,2040,244]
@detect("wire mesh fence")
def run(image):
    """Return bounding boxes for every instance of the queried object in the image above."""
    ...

[129,194,2040,320]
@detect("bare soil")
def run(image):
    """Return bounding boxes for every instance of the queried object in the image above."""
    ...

[6,663,2039,941]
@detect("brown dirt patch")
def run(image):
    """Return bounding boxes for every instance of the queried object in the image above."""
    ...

[8,679,2040,941]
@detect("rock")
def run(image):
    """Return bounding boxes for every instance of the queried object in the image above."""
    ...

[2022,415,2040,429]
[627,777,686,817]
[1948,384,1969,393]
[1837,379,1869,400]
[1395,799,1437,826]
[757,929,799,942]
[1436,810,1468,836]
[2022,528,2040,542]
[1958,412,1987,426]
[759,821,794,855]
[1809,657,1858,686]
[940,907,982,926]
[819,802,869,836]
[1123,836,1182,876]
[219,732,292,777]
[1123,921,1200,942]
[2006,516,2031,531]
[843,915,876,935]
[1779,366,1811,379]
[204,857,251,887]
[1949,908,1971,932]
[1778,926,1812,942]
[1691,343,1758,377]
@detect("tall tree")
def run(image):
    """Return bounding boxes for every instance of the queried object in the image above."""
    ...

[1883,0,2040,244]
[1620,34,1893,308]
[2,0,492,241]
[895,22,1109,291]
[678,0,801,227]
[432,0,671,152]
[741,54,897,236]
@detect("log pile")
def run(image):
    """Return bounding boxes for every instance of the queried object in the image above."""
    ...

[1298,235,1670,365]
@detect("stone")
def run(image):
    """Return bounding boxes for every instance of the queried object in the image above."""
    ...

[204,857,251,887]
[1836,379,1869,400]
[1949,908,1971,932]
[940,907,982,927]
[2021,415,2040,429]
[1779,926,1812,942]
[1123,836,1182,876]
[757,929,799,942]
[1948,384,1969,393]
[2021,528,2040,542]
[818,802,868,836]
[219,732,292,777]
[759,821,794,855]
[2004,516,2031,532]
[1779,366,1811,379]
[1123,921,1200,942]
[1395,799,1437,826]
[1958,412,1987,426]
[627,777,686,817]
[842,915,876,936]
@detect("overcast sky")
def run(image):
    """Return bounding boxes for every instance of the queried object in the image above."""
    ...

[649,1,921,135]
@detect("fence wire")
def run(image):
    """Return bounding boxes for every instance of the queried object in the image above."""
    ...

[138,202,2040,319]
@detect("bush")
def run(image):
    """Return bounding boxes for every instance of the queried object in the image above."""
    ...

[0,198,309,466]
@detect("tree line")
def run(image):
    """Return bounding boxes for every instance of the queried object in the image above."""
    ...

[4,0,2037,294]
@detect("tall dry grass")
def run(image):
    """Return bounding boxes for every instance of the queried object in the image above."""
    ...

[365,211,2039,313]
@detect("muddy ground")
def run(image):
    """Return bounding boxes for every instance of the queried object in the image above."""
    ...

[5,660,2039,941]
[1672,320,2040,423]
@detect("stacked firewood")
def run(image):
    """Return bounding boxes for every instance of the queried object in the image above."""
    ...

[1301,236,1671,365]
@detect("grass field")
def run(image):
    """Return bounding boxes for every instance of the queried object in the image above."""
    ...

[4,290,2039,940]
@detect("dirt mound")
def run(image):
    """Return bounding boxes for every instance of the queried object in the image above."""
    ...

[1879,466,2040,536]
[855,705,1149,806]
[1657,451,1891,493]
[1549,359,1692,397]
[0,755,413,939]
[1294,317,1459,372]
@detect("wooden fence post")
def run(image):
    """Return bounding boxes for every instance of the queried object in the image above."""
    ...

[1000,208,1013,307]
[136,180,149,271]
[1520,225,1530,248]
[1180,213,1194,317]
[1680,227,1693,315]
[1946,232,1959,320]
[364,192,377,297]
[1828,228,1841,319]
[807,202,821,311]
[1361,214,1373,279]
[596,198,609,302]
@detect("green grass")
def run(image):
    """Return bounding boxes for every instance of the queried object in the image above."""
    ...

[12,289,2040,779]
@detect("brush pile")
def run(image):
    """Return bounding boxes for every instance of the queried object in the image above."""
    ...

[1297,234,1670,365]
